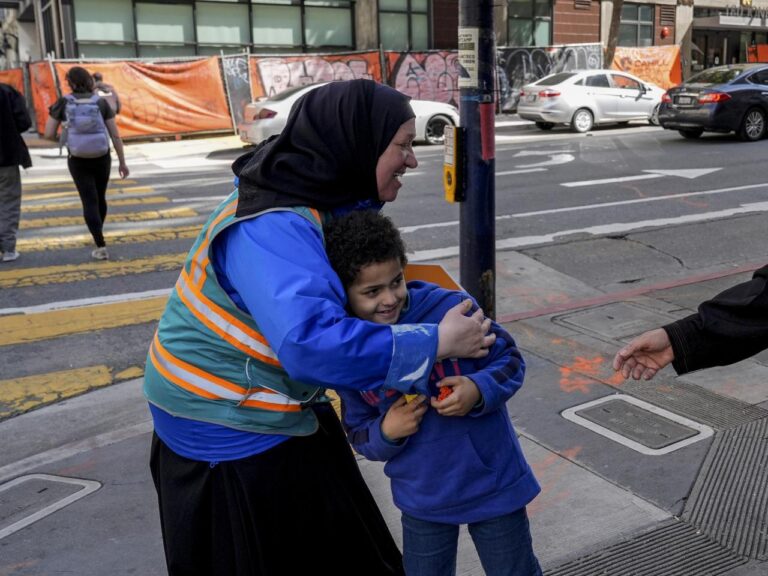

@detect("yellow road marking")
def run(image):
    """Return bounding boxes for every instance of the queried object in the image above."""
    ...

[22,179,139,190]
[20,206,198,230]
[16,224,201,251]
[23,186,155,201]
[0,297,167,346]
[22,196,170,213]
[0,253,185,288]
[0,364,145,419]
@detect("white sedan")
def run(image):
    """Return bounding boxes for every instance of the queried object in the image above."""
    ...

[238,82,459,146]
[517,69,665,133]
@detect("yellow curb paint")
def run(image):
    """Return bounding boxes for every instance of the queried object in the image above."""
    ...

[23,186,154,201]
[20,207,198,230]
[0,365,113,419]
[0,297,167,346]
[16,224,201,251]
[22,179,138,189]
[0,253,185,288]
[115,366,144,381]
[22,196,170,213]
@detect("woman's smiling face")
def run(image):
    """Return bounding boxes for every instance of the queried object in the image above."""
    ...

[376,118,418,202]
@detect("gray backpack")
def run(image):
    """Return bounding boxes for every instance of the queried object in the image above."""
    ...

[64,94,110,158]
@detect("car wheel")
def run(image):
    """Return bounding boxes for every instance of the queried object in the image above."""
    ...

[425,114,453,145]
[738,108,766,142]
[678,129,704,139]
[649,104,661,126]
[571,108,593,133]
[535,122,554,131]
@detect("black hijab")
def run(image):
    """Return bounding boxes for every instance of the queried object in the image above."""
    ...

[233,79,415,217]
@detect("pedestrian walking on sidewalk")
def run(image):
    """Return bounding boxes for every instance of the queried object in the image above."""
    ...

[143,79,495,576]
[0,82,32,263]
[325,210,542,576]
[92,72,121,115]
[44,66,129,261]
[613,264,768,380]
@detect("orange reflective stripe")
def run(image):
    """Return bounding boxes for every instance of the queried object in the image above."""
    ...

[149,339,219,400]
[190,199,237,289]
[177,270,281,367]
[309,208,321,225]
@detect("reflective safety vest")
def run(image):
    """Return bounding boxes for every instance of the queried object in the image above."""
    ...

[144,190,326,435]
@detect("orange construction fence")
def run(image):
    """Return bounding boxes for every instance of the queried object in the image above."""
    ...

[0,68,24,95]
[612,45,682,90]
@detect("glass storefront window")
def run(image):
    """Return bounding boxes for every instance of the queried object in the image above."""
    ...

[196,3,249,47]
[305,7,352,47]
[252,4,301,46]
[136,3,194,44]
[507,0,551,46]
[379,0,430,51]
[74,0,134,42]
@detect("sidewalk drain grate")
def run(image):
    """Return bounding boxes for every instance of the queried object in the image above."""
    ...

[545,521,748,576]
[621,378,768,430]
[562,395,713,455]
[0,474,101,540]
[684,417,768,560]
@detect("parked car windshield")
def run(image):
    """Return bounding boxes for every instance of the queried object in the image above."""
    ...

[536,73,576,86]
[687,67,748,85]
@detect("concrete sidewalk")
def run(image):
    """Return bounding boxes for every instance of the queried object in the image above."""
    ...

[3,248,768,575]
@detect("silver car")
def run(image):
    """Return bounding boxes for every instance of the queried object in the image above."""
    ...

[517,70,666,133]
[239,82,460,145]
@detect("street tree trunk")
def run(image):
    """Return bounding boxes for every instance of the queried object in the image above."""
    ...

[604,0,625,67]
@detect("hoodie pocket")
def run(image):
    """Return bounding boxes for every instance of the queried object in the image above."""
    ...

[385,432,499,513]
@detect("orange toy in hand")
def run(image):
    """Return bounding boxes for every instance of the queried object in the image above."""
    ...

[437,386,453,401]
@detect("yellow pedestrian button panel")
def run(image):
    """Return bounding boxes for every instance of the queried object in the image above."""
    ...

[443,126,464,203]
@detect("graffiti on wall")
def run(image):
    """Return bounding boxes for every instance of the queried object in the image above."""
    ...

[222,55,251,128]
[250,51,382,100]
[497,44,602,111]
[386,51,461,106]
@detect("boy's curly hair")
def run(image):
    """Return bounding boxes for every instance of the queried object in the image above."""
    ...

[324,210,408,288]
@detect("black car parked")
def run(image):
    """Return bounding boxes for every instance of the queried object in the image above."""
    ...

[658,63,768,141]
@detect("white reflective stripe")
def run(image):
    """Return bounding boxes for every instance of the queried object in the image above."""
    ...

[151,340,301,407]
[177,274,279,362]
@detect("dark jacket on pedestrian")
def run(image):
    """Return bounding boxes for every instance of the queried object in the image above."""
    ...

[664,264,768,374]
[0,83,32,169]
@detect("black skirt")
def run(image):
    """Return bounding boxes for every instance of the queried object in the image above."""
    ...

[150,403,404,576]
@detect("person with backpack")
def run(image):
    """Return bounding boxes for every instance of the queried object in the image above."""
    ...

[92,72,121,115]
[44,66,129,260]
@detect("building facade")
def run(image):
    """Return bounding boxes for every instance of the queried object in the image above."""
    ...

[0,0,766,79]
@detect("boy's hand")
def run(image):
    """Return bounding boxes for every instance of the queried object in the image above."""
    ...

[430,376,481,417]
[381,395,428,442]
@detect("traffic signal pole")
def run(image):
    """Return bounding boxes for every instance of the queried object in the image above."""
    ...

[458,0,496,318]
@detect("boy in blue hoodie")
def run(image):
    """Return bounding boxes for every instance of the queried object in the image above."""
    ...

[324,210,542,576]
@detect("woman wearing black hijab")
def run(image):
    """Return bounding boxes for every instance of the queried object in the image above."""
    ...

[145,79,494,576]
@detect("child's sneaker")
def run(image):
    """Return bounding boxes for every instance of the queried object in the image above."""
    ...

[91,247,109,260]
[1,251,19,262]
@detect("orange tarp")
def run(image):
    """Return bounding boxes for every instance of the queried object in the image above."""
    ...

[29,62,59,134]
[54,58,232,138]
[0,68,25,95]
[747,44,768,63]
[612,45,682,90]
[249,52,382,100]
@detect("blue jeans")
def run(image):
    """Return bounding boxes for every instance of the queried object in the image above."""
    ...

[401,508,542,576]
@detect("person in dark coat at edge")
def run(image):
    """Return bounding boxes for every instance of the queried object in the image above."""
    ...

[613,265,768,380]
[143,79,495,576]
[0,82,32,263]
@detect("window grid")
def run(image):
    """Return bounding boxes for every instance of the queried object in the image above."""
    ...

[378,0,431,51]
[507,0,552,47]
[619,3,654,47]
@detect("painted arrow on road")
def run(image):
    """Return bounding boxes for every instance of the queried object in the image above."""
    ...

[561,168,722,188]
[498,150,575,175]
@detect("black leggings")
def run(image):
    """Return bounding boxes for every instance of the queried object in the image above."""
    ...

[68,153,111,247]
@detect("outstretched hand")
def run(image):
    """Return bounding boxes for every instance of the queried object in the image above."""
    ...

[436,300,495,360]
[612,328,675,381]
[430,376,481,417]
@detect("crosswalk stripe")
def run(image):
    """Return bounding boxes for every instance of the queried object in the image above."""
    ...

[0,297,167,346]
[22,179,139,190]
[0,365,144,419]
[16,224,201,251]
[22,196,171,213]
[0,253,185,289]
[20,207,198,230]
[23,186,155,201]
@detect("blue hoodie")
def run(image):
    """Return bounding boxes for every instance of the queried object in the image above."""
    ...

[340,281,540,525]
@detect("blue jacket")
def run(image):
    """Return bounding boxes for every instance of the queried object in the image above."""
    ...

[341,281,540,524]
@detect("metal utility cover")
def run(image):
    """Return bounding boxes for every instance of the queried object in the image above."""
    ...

[553,302,673,340]
[562,395,714,455]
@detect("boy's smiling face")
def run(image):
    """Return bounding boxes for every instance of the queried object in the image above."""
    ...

[347,258,407,325]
